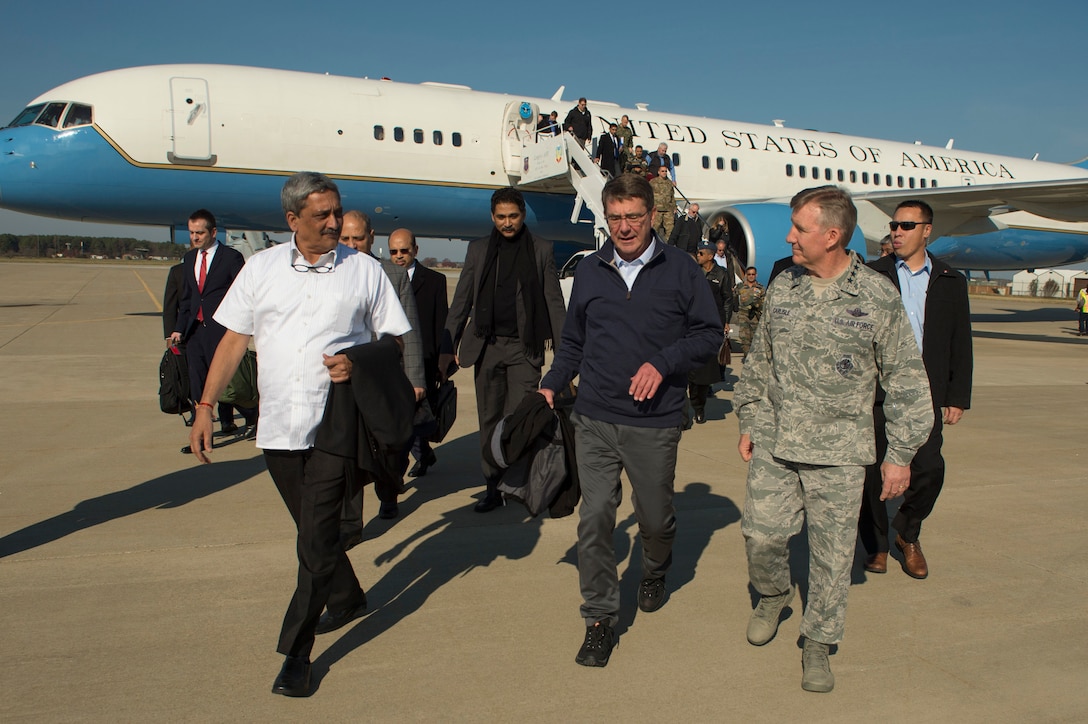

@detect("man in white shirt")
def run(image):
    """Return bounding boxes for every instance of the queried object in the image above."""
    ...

[189,172,411,698]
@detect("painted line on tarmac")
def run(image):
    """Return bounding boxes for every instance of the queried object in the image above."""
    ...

[133,271,163,313]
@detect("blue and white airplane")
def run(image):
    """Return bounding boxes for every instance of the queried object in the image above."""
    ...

[3,63,1088,276]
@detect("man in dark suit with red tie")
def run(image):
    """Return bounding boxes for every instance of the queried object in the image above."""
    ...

[169,209,250,442]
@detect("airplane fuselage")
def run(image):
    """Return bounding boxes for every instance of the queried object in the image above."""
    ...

[2,64,1087,271]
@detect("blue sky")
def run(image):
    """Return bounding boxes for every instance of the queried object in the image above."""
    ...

[1,0,1086,258]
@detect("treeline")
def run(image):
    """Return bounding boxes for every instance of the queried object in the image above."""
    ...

[0,234,181,260]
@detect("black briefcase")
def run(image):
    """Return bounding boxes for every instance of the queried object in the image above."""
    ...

[428,381,457,443]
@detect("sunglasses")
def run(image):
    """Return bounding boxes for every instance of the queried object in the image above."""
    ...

[389,249,412,255]
[888,221,929,231]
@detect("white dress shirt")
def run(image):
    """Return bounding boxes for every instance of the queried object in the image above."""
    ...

[215,238,411,450]
[192,241,219,281]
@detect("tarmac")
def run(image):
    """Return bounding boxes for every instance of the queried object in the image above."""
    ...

[0,260,1085,722]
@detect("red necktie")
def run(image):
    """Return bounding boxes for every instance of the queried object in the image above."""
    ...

[197,250,207,322]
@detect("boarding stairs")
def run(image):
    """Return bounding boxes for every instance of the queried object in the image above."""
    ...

[501,101,611,249]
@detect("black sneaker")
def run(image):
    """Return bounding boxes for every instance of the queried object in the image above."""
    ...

[575,622,615,667]
[638,578,667,613]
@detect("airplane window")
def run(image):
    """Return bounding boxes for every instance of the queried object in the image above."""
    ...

[824,169,832,181]
[837,170,844,182]
[850,170,857,183]
[672,153,680,167]
[374,125,385,140]
[394,127,404,142]
[7,103,46,127]
[786,164,793,177]
[885,174,892,186]
[61,103,92,128]
[413,129,424,144]
[811,166,818,179]
[702,156,710,169]
[897,176,904,188]
[716,158,724,170]
[862,172,869,184]
[731,159,739,172]
[931,180,937,187]
[452,132,462,147]
[433,130,443,145]
[909,177,915,188]
[36,102,67,128]
[920,179,927,188]
[799,166,806,179]
[873,174,880,186]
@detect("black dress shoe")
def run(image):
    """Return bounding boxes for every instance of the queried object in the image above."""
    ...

[271,655,311,697]
[180,445,193,454]
[314,600,367,635]
[694,411,706,424]
[408,451,437,478]
[219,422,239,436]
[378,500,399,519]
[473,490,504,513]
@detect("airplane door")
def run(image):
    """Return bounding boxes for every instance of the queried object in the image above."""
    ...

[169,77,215,164]
[501,100,538,178]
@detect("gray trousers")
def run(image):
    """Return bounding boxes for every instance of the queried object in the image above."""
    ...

[742,445,864,644]
[473,336,541,481]
[573,412,681,627]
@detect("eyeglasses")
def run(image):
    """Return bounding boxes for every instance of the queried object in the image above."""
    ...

[605,211,649,225]
[291,262,333,273]
[389,249,412,256]
[889,220,929,231]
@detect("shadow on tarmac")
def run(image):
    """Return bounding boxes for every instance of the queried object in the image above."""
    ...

[554,481,741,637]
[0,454,267,558]
[312,501,544,691]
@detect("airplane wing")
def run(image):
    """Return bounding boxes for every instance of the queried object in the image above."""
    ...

[849,178,1088,239]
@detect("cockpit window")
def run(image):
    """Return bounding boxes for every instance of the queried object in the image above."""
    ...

[7,103,45,128]
[36,103,67,128]
[62,103,93,128]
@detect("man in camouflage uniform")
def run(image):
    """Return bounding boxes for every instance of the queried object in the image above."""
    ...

[616,114,635,164]
[734,186,932,694]
[649,164,676,241]
[734,266,764,359]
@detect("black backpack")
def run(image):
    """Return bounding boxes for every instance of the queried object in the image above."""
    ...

[159,346,192,415]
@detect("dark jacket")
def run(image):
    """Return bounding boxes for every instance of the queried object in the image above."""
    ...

[489,391,580,518]
[868,253,973,410]
[541,239,723,428]
[563,105,592,141]
[163,262,185,339]
[174,244,245,337]
[410,262,449,388]
[594,132,620,177]
[667,214,702,255]
[442,230,566,369]
[313,337,415,487]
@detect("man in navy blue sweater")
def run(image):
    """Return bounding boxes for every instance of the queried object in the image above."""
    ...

[540,174,722,668]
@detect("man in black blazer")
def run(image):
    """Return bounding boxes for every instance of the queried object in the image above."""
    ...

[169,209,250,436]
[163,259,194,426]
[858,200,973,579]
[440,187,566,512]
[594,123,621,178]
[388,228,449,477]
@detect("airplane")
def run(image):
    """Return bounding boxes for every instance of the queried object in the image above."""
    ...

[3,63,1088,283]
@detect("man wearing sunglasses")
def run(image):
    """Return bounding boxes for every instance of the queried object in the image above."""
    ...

[388,228,449,479]
[858,200,973,580]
